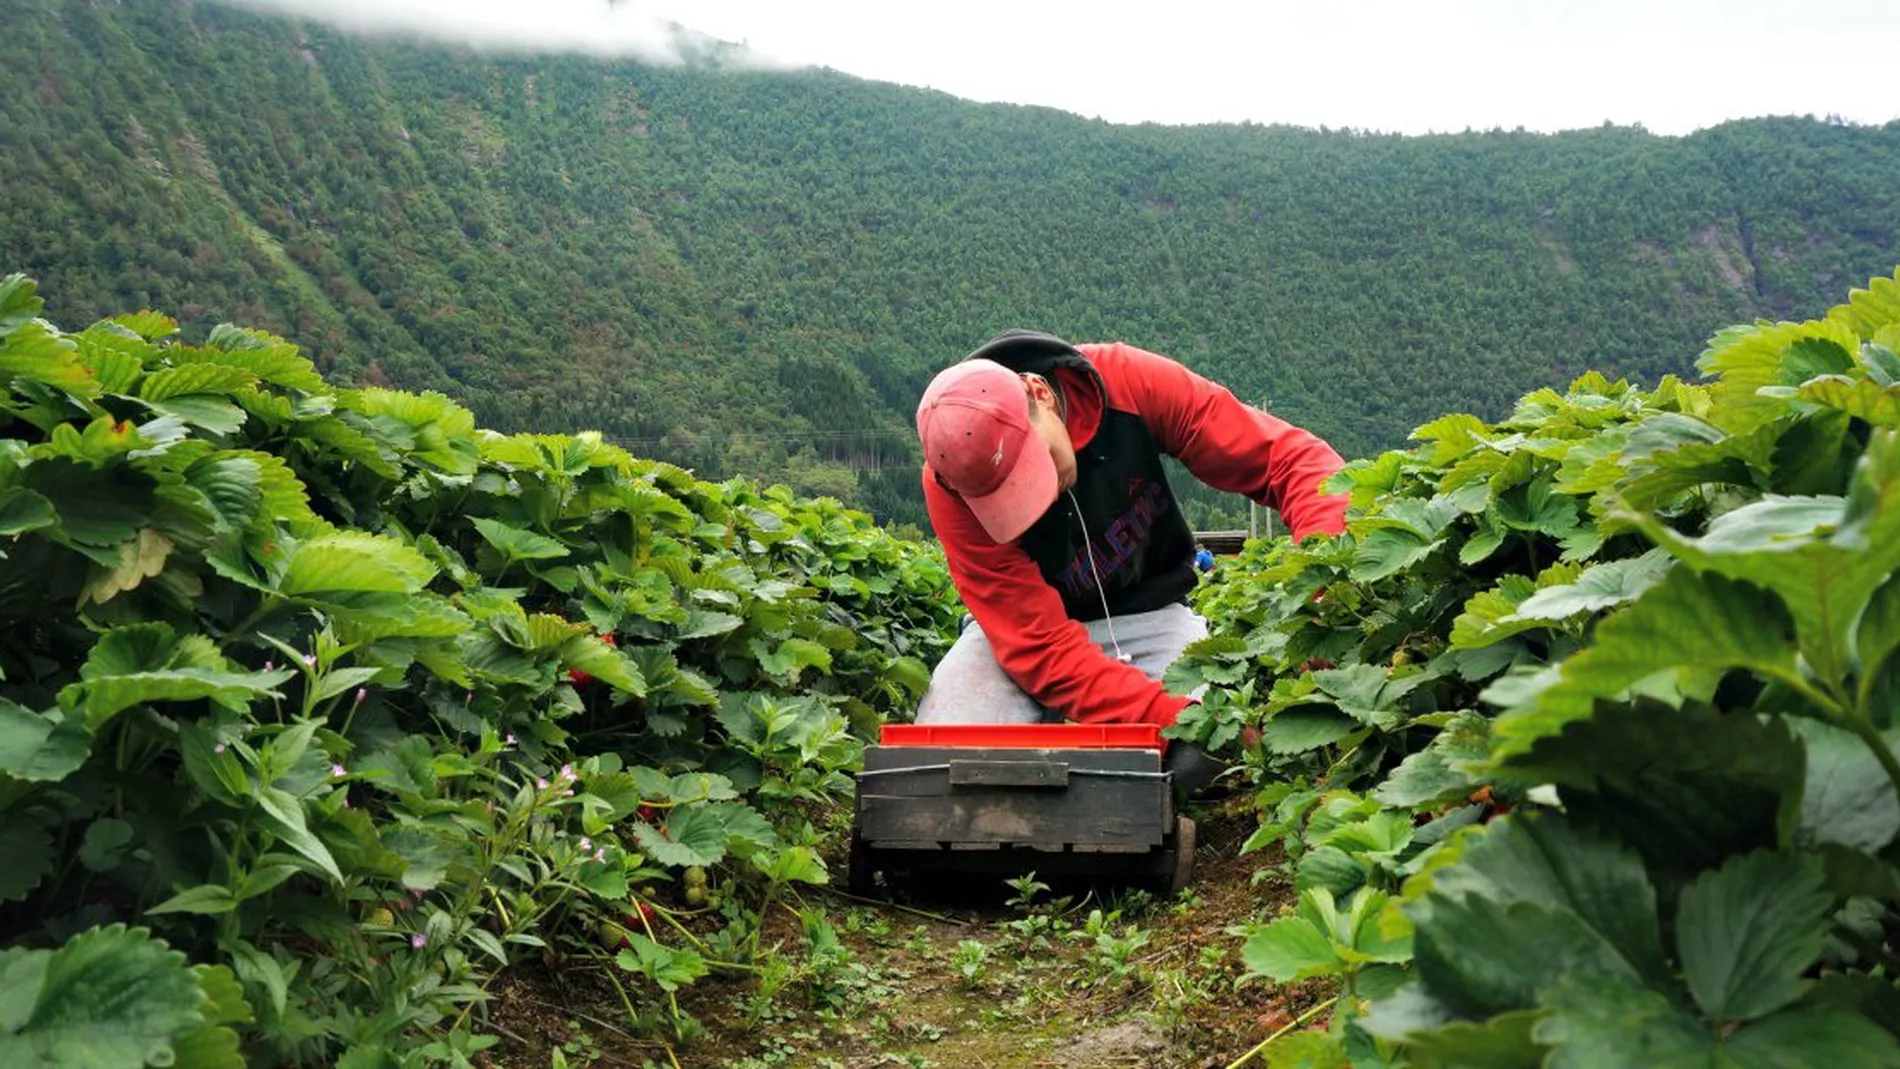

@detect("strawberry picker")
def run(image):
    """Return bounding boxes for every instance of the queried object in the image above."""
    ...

[914,330,1349,793]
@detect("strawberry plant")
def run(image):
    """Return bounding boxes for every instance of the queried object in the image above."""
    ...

[0,272,962,1066]
[1185,268,1900,1065]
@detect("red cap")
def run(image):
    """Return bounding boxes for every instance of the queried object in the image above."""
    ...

[917,359,1058,543]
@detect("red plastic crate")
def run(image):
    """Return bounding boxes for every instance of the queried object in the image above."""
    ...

[878,722,1162,749]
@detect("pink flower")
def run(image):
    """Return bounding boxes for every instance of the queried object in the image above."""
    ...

[536,777,549,790]
[559,764,574,781]
[593,848,606,863]
[410,933,427,949]
[301,653,317,668]
[331,764,347,778]
[354,687,368,703]
[578,837,592,851]
[213,743,226,754]
[504,733,517,746]
[263,660,275,672]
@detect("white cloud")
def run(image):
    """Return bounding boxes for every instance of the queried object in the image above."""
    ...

[223,0,1900,134]
[228,0,754,63]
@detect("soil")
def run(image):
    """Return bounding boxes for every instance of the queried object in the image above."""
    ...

[479,798,1320,1069]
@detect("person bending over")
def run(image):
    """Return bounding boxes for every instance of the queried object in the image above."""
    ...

[913,330,1348,789]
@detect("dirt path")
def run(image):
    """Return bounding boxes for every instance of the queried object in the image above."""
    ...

[487,801,1314,1069]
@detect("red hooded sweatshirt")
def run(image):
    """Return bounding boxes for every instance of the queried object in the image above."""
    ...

[922,338,1348,730]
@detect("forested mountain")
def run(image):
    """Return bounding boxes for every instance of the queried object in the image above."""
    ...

[6,0,1899,526]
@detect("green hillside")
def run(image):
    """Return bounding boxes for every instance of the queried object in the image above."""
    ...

[5,0,1899,525]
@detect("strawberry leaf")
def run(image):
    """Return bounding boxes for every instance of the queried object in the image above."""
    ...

[1676,850,1830,1024]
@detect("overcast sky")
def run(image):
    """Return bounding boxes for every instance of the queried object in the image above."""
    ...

[233,0,1900,135]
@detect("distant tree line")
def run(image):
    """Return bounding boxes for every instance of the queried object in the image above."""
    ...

[4,0,1898,528]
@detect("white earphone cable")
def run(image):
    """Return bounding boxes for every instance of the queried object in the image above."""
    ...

[1067,488,1130,663]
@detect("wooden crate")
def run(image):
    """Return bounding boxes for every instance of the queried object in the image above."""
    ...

[849,744,1192,892]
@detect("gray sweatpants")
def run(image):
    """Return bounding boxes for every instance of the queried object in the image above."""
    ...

[915,602,1209,724]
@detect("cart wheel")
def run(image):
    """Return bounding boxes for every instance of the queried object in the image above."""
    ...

[1168,816,1197,895]
[847,830,874,894]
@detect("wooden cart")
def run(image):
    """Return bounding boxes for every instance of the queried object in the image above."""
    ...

[848,723,1195,894]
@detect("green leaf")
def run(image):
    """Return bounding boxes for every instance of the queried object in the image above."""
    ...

[224,942,286,1020]
[1449,575,1542,650]
[148,884,242,916]
[78,819,134,874]
[629,806,729,868]
[1497,700,1804,881]
[1421,814,1670,992]
[255,787,343,883]
[1262,708,1358,754]
[1537,977,1899,1069]
[1628,432,1900,693]
[749,636,835,683]
[0,488,56,537]
[1296,846,1370,898]
[380,825,462,891]
[1409,895,1640,1019]
[74,665,292,733]
[1458,507,1507,565]
[465,929,509,967]
[25,461,147,549]
[145,395,248,436]
[1700,318,1864,433]
[1353,528,1444,582]
[312,667,384,704]
[0,321,97,395]
[186,328,325,391]
[1494,478,1580,538]
[190,965,252,1028]
[0,701,93,782]
[1241,915,1341,984]
[138,364,257,403]
[1244,886,1409,985]
[1261,1031,1347,1069]
[177,723,251,807]
[676,609,743,640]
[757,844,828,885]
[1792,719,1900,854]
[169,1018,245,1069]
[280,531,437,595]
[0,924,205,1069]
[335,1046,399,1069]
[1373,712,1489,808]
[37,416,151,465]
[1311,664,1424,730]
[1676,850,1830,1024]
[1401,1009,1543,1069]
[885,655,932,699]
[234,863,300,902]
[1491,569,1798,760]
[1855,575,1900,700]
[171,969,251,1067]
[0,273,44,337]
[614,935,708,993]
[346,387,479,473]
[0,823,54,903]
[469,517,569,563]
[1506,550,1672,622]
[562,636,645,695]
